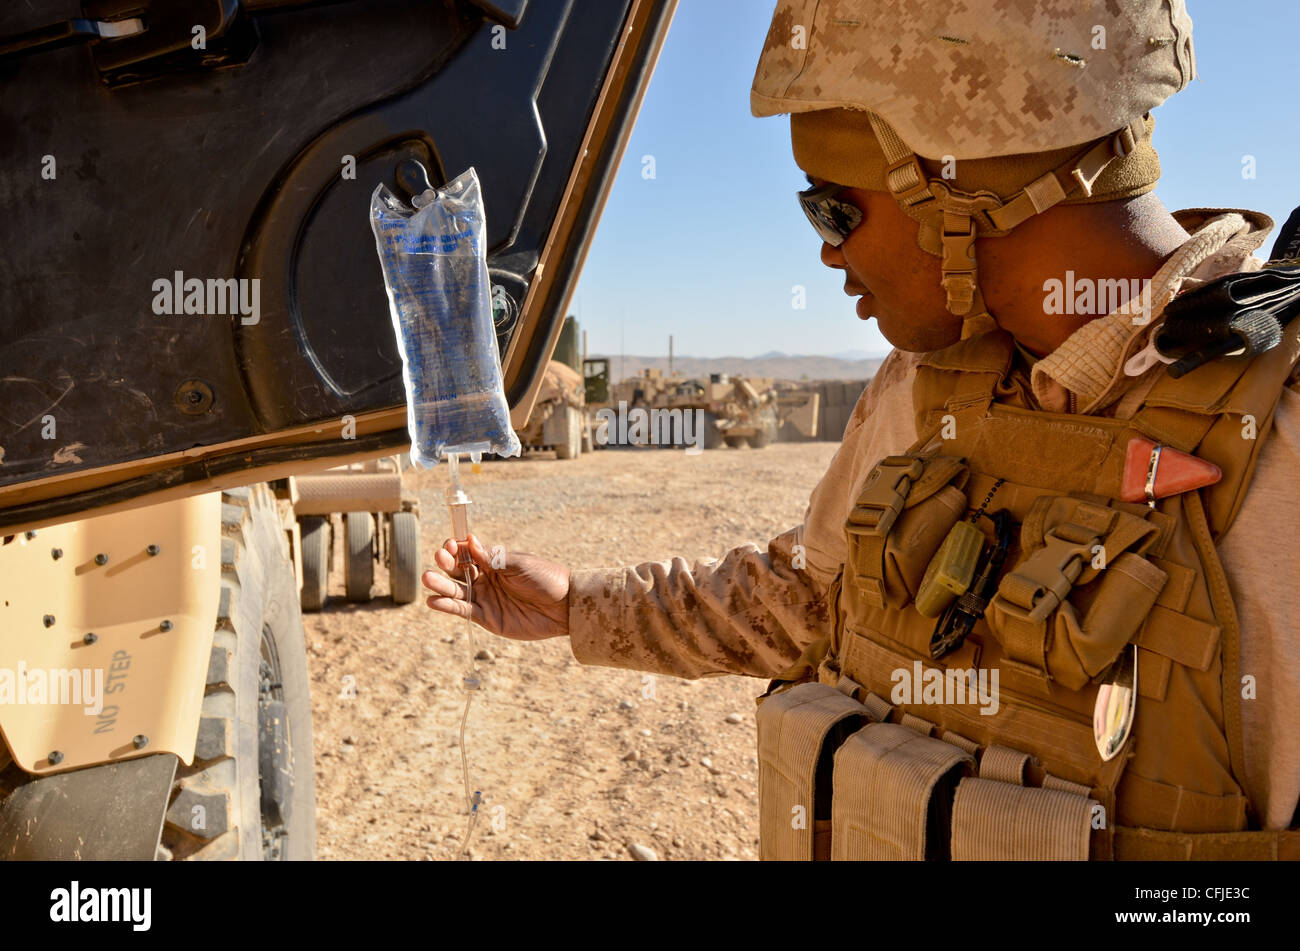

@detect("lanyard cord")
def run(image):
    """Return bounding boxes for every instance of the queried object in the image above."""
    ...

[458,571,482,859]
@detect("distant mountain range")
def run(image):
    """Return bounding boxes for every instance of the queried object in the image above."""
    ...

[753,349,878,361]
[588,352,888,383]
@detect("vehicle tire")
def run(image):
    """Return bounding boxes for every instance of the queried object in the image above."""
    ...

[701,411,724,450]
[160,484,317,860]
[581,418,594,454]
[389,511,421,604]
[344,511,374,602]
[299,515,330,612]
[555,405,582,460]
[749,413,778,449]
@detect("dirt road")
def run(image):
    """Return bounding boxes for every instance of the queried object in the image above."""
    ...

[305,441,842,860]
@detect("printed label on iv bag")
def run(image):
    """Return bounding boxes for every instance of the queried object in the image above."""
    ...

[370,167,521,467]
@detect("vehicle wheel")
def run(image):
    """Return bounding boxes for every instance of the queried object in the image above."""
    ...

[389,511,421,604]
[749,414,778,449]
[299,515,330,612]
[701,412,724,450]
[160,484,316,860]
[344,511,374,601]
[581,418,594,454]
[555,405,582,460]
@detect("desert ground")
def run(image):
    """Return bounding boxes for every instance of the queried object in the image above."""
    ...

[304,440,841,860]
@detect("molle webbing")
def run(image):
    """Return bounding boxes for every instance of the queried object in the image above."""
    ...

[836,442,1248,829]
[907,327,1300,833]
[1113,827,1300,860]
[913,326,1300,538]
[822,332,1299,858]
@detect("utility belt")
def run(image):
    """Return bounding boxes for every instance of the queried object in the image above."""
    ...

[757,448,1300,861]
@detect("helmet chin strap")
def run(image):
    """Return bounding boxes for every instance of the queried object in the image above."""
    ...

[865,113,1146,339]
[959,290,998,340]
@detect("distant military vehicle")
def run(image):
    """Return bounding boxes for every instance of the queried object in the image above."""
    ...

[517,360,590,459]
[596,368,781,449]
[518,316,591,459]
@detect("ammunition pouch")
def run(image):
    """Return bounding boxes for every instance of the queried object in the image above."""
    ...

[756,682,873,860]
[831,721,972,860]
[758,682,1100,861]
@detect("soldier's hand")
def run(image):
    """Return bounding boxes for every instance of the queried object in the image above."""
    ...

[423,533,569,641]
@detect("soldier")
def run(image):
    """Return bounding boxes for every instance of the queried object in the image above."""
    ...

[425,0,1299,859]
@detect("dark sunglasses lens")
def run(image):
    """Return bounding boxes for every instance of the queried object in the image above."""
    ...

[799,186,862,246]
[802,204,844,246]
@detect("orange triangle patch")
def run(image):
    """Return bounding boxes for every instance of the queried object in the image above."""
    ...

[1120,437,1222,503]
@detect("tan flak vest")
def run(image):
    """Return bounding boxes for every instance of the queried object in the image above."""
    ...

[757,328,1300,861]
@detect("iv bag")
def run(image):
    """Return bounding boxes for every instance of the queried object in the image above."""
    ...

[370,167,521,467]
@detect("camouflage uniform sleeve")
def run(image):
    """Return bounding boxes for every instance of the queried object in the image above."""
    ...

[566,349,923,680]
[566,527,828,680]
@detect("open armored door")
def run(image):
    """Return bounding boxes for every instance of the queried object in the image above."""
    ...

[0,0,676,534]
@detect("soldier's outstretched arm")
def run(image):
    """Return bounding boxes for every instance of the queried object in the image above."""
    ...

[423,350,923,680]
[562,524,832,680]
[422,526,832,680]
[556,352,920,679]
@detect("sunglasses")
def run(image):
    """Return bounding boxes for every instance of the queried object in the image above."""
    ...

[798,177,863,247]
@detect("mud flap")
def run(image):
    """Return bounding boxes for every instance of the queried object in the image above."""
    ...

[0,754,177,860]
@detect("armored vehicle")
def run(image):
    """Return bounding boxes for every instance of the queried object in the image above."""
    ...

[595,368,780,449]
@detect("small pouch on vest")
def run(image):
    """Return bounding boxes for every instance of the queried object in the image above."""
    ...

[830,722,974,860]
[1045,552,1169,690]
[846,453,969,611]
[756,683,872,861]
[987,498,1167,689]
[882,486,969,609]
[951,777,1097,860]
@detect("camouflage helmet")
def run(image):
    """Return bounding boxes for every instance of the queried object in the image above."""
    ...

[751,0,1197,336]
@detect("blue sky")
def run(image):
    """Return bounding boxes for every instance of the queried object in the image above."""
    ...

[570,1,1300,359]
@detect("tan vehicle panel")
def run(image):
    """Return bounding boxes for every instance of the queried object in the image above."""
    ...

[0,493,220,773]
